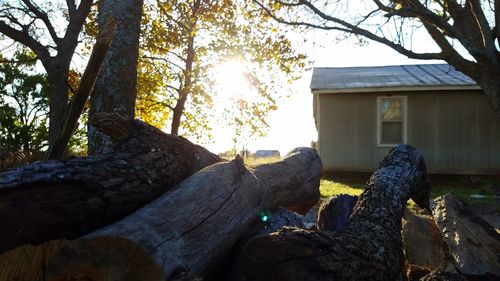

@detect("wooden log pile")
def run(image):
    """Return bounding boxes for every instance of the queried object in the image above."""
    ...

[2,115,496,281]
[0,113,322,281]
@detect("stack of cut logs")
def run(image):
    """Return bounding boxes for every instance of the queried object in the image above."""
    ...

[1,113,498,281]
[0,113,322,281]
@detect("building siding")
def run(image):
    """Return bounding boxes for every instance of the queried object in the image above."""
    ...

[316,90,500,174]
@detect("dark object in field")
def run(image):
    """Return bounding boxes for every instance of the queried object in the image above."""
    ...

[240,144,431,281]
[317,194,358,231]
[0,113,221,254]
[45,147,322,280]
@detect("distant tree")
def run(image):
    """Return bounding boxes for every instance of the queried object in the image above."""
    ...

[0,50,48,169]
[88,0,144,154]
[255,0,500,118]
[136,0,306,141]
[0,0,93,146]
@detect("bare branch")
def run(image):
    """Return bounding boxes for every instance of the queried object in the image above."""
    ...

[59,0,93,60]
[254,0,443,60]
[21,0,61,46]
[0,20,51,63]
[422,21,479,80]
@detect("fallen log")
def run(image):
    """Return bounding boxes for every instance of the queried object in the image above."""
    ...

[239,144,431,281]
[207,208,306,281]
[0,113,221,253]
[45,147,322,280]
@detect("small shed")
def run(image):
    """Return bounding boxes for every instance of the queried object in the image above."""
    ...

[311,64,500,175]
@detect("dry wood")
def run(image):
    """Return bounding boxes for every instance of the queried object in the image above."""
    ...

[0,113,221,253]
[45,18,117,160]
[239,144,431,281]
[45,147,322,280]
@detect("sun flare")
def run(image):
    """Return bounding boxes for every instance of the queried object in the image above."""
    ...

[213,60,252,102]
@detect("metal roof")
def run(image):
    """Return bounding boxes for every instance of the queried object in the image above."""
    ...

[310,64,479,93]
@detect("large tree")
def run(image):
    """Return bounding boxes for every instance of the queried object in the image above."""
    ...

[88,0,144,154]
[255,0,500,118]
[136,0,306,142]
[0,0,93,145]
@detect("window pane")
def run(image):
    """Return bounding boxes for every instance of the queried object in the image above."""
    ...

[381,122,402,144]
[381,100,402,121]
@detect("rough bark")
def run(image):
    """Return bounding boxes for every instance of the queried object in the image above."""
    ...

[45,19,117,160]
[432,194,500,279]
[0,113,221,254]
[45,147,322,280]
[46,72,70,146]
[317,194,358,232]
[207,208,306,281]
[419,269,468,281]
[88,0,143,154]
[239,144,431,281]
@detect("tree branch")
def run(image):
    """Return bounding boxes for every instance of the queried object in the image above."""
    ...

[254,0,443,60]
[21,0,61,46]
[422,21,479,80]
[0,20,51,64]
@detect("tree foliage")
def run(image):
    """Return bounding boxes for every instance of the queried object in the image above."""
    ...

[136,0,307,143]
[0,0,93,146]
[0,50,48,152]
[256,0,500,117]
[0,50,48,170]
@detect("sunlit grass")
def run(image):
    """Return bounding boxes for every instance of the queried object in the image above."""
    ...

[319,179,364,198]
[319,178,499,211]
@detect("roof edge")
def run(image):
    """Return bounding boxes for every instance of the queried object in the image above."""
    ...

[311,85,481,94]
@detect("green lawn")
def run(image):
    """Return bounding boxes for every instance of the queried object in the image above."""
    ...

[320,177,499,211]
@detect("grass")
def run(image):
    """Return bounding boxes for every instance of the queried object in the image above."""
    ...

[320,177,499,212]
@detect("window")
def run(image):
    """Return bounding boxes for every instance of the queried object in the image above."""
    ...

[378,96,406,146]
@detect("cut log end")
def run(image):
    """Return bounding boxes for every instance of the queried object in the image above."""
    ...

[46,237,165,281]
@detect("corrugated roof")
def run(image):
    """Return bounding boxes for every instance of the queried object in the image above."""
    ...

[310,64,478,92]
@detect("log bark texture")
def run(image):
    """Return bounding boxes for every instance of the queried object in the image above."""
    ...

[0,113,221,253]
[240,144,431,281]
[45,147,322,280]
[317,194,358,232]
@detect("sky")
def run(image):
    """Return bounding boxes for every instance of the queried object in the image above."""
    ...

[204,29,442,156]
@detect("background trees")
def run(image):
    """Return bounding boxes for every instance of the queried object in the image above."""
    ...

[255,0,500,117]
[0,0,306,159]
[136,0,306,145]
[0,0,93,145]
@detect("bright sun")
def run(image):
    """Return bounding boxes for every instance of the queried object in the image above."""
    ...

[213,60,252,102]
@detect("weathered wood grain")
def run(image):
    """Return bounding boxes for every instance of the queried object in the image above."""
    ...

[45,147,322,280]
[240,144,431,281]
[0,113,221,253]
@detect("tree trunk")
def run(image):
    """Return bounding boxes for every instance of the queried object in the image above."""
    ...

[239,145,431,281]
[0,113,221,254]
[46,71,70,147]
[478,67,500,119]
[88,0,143,155]
[45,19,117,160]
[45,147,322,280]
[171,14,197,136]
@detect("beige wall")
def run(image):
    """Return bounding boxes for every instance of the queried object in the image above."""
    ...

[315,90,500,174]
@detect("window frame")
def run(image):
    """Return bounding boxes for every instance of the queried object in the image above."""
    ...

[377,96,407,147]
